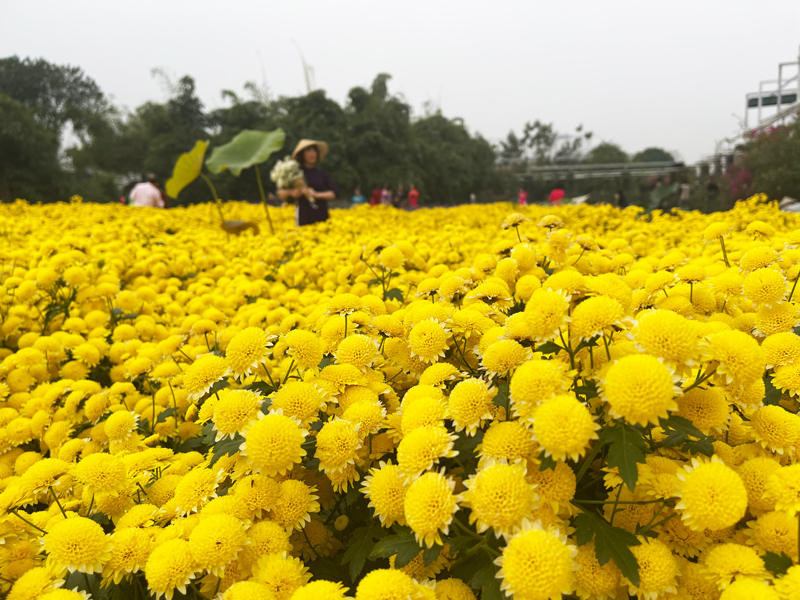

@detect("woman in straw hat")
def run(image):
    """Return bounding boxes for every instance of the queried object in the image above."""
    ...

[277,139,339,226]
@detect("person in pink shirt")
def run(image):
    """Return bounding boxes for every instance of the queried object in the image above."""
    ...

[518,188,528,206]
[129,174,166,208]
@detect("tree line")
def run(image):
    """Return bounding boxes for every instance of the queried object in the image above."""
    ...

[9,55,792,209]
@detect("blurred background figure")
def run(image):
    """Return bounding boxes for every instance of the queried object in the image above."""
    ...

[408,184,419,209]
[370,185,381,206]
[469,192,476,204]
[548,185,565,205]
[518,188,528,206]
[351,186,367,206]
[129,174,166,208]
[615,190,628,208]
[381,184,392,206]
[395,183,405,208]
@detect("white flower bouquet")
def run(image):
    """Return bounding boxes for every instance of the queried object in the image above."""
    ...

[270,157,315,207]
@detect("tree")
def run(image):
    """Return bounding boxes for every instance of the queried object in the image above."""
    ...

[586,142,628,164]
[632,147,674,163]
[0,93,63,202]
[0,56,108,144]
[743,122,800,200]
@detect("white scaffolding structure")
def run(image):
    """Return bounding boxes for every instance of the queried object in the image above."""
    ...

[744,46,800,132]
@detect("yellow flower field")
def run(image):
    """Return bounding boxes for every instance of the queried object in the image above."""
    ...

[1,195,800,600]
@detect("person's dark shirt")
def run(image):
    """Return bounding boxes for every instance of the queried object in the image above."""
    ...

[297,166,339,226]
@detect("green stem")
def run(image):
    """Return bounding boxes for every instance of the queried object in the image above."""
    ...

[636,502,668,535]
[199,171,225,223]
[49,486,66,518]
[452,516,483,540]
[719,237,730,268]
[344,314,348,339]
[683,367,717,393]
[573,498,665,506]
[639,511,676,535]
[609,485,624,526]
[789,267,800,303]
[189,580,208,599]
[283,359,296,385]
[574,440,606,484]
[514,225,522,244]
[87,493,95,516]
[83,573,96,598]
[602,332,611,361]
[254,165,275,235]
[10,510,47,535]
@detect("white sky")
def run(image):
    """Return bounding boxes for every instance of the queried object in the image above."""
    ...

[3,0,800,162]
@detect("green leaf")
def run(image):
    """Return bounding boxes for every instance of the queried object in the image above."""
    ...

[600,423,647,491]
[480,576,504,600]
[574,511,641,587]
[452,430,484,462]
[764,551,793,576]
[539,451,557,471]
[471,565,497,589]
[155,407,176,424]
[658,414,715,456]
[492,382,509,408]
[342,525,384,581]
[536,341,562,355]
[205,128,285,176]
[371,532,420,568]
[384,288,404,302]
[764,374,782,406]
[423,543,442,566]
[452,551,490,585]
[574,380,599,400]
[318,356,334,370]
[244,380,275,395]
[307,557,348,582]
[209,435,243,468]
[201,422,216,444]
[446,535,475,555]
[165,140,209,199]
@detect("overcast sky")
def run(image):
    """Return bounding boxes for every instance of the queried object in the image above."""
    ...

[3,0,800,162]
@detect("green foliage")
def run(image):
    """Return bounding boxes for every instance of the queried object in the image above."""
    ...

[575,510,641,586]
[764,551,793,576]
[600,422,647,491]
[205,128,286,176]
[371,531,420,567]
[586,142,628,164]
[632,147,674,163]
[764,374,783,406]
[744,120,800,200]
[0,92,63,202]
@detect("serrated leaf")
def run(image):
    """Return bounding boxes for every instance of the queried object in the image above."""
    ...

[659,414,715,457]
[244,380,275,396]
[481,576,504,600]
[539,451,557,471]
[423,543,442,566]
[446,535,475,555]
[307,557,347,582]
[155,407,176,424]
[471,565,497,589]
[371,532,420,567]
[764,375,782,406]
[384,288,404,302]
[452,430,484,461]
[600,423,647,491]
[209,436,243,468]
[492,382,509,408]
[574,511,641,587]
[536,341,562,355]
[342,525,384,581]
[764,551,793,576]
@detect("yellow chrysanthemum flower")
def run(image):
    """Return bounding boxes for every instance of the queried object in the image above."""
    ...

[602,354,678,425]
[183,354,230,401]
[225,326,272,378]
[396,425,457,480]
[448,377,495,435]
[495,520,577,600]
[403,470,459,547]
[43,515,111,574]
[316,418,362,473]
[533,394,599,461]
[408,319,450,363]
[355,568,417,600]
[212,389,262,440]
[702,542,767,589]
[241,411,308,476]
[145,538,197,600]
[624,537,678,600]
[675,456,748,531]
[462,459,536,537]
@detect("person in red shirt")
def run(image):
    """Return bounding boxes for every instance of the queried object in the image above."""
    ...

[408,184,419,209]
[518,188,528,206]
[370,186,381,206]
